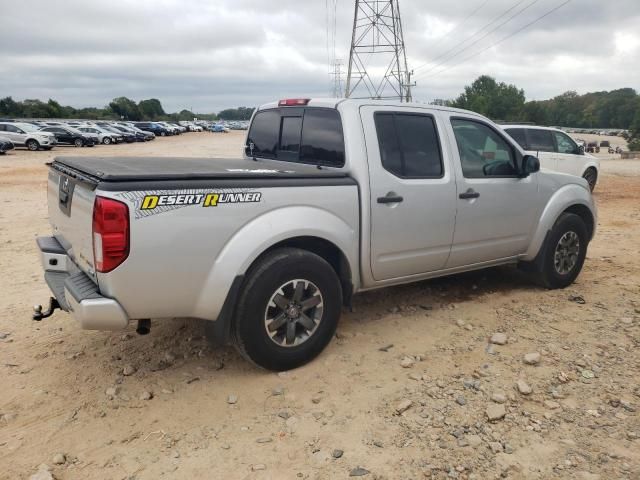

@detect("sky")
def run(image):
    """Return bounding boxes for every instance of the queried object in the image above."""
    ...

[1,0,639,113]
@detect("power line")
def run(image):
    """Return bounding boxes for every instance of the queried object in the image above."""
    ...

[415,0,542,78]
[428,0,491,51]
[413,0,531,73]
[419,0,572,80]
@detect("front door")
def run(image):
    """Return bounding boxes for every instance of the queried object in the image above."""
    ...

[362,106,457,281]
[552,130,584,176]
[446,116,540,268]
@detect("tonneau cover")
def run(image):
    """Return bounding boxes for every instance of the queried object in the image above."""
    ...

[52,156,349,182]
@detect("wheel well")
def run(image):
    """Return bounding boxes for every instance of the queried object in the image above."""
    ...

[582,166,597,178]
[262,236,353,306]
[563,204,595,239]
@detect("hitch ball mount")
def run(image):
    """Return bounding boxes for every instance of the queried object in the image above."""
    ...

[33,297,61,321]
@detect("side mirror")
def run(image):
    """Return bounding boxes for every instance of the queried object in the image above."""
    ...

[521,155,540,177]
[578,145,585,155]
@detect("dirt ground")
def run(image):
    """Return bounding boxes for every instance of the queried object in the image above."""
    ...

[1,132,638,480]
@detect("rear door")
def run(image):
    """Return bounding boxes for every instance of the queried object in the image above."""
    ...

[3,124,27,145]
[361,106,457,281]
[445,115,539,267]
[525,128,557,171]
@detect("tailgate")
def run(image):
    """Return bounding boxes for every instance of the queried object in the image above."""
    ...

[47,164,97,277]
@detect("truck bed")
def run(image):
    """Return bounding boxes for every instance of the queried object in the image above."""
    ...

[52,156,353,185]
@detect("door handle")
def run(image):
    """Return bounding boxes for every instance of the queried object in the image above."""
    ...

[459,189,480,200]
[377,194,404,204]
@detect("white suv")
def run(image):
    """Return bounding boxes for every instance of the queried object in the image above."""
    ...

[0,122,57,151]
[503,125,600,191]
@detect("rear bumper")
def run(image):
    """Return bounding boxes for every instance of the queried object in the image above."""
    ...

[38,236,129,331]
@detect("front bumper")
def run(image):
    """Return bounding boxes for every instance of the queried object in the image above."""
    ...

[37,236,129,331]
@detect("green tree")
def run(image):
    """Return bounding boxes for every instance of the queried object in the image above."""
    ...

[108,97,142,120]
[217,107,255,120]
[452,75,525,121]
[0,96,22,117]
[138,98,166,120]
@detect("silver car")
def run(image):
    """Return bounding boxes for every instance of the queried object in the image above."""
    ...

[0,122,56,150]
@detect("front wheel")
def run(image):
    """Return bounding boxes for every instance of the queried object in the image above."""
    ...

[232,248,342,371]
[74,138,83,147]
[26,139,40,151]
[533,213,589,289]
[103,137,112,145]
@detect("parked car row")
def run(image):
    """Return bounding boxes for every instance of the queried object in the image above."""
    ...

[0,118,207,152]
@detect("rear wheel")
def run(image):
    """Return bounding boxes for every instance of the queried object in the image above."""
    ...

[533,213,589,289]
[74,138,83,148]
[26,139,40,151]
[583,168,597,192]
[232,248,342,371]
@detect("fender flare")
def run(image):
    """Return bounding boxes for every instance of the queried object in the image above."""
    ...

[193,205,359,323]
[523,184,596,261]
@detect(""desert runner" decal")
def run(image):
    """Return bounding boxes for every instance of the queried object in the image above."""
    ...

[140,192,262,210]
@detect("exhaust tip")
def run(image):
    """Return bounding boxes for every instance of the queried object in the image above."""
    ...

[136,319,151,335]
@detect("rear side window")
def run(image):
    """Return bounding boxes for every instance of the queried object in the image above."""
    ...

[527,129,555,152]
[300,109,345,166]
[247,108,345,167]
[374,113,443,178]
[505,128,527,149]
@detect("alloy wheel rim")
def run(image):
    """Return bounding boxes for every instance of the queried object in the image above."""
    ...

[264,279,324,348]
[554,231,580,275]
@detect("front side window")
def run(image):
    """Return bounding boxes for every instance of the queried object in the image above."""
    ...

[452,119,517,178]
[246,108,345,167]
[374,112,443,178]
[553,131,578,154]
[527,129,555,152]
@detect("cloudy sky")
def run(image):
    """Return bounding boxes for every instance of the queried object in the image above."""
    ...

[2,0,639,113]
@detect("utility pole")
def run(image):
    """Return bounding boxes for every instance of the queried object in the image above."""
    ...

[329,59,344,98]
[345,0,414,102]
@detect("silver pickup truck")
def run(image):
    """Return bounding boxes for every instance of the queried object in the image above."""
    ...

[35,98,596,371]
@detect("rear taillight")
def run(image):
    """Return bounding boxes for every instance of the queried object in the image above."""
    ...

[92,196,129,273]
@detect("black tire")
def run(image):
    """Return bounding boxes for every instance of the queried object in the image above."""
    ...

[583,168,597,192]
[74,138,83,148]
[26,139,40,151]
[534,213,589,289]
[232,248,342,371]
[160,131,166,137]
[103,137,112,145]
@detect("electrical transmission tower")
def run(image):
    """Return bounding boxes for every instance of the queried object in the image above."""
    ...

[329,59,344,98]
[345,0,413,102]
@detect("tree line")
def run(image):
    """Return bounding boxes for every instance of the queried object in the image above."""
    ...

[0,96,255,122]
[443,75,640,150]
